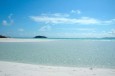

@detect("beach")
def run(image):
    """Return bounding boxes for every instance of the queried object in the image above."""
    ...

[0,61,115,76]
[0,38,115,76]
[0,38,53,42]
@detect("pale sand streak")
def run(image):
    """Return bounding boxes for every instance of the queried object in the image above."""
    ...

[0,38,54,42]
[0,61,115,76]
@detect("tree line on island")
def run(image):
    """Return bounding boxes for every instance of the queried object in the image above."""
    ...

[0,35,47,38]
[1,35,115,39]
[34,36,47,38]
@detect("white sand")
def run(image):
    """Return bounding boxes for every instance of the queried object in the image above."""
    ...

[0,38,54,42]
[0,61,115,76]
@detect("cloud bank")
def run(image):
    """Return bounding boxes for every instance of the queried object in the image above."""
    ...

[30,15,115,25]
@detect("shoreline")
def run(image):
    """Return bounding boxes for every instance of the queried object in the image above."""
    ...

[0,38,54,42]
[0,38,114,42]
[0,61,115,76]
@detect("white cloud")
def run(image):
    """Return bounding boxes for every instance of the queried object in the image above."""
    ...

[94,29,115,37]
[30,16,69,24]
[71,10,81,14]
[30,14,115,25]
[74,17,100,24]
[111,29,115,34]
[57,28,95,32]
[77,28,95,31]
[56,31,115,38]
[2,14,14,26]
[52,13,69,17]
[39,25,51,32]
[55,32,93,38]
[18,28,24,32]
[41,13,69,17]
[108,29,115,35]
[103,19,115,25]
[30,16,100,25]
[2,20,8,26]
[8,14,14,25]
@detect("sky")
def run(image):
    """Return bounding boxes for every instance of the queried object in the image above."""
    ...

[0,0,115,38]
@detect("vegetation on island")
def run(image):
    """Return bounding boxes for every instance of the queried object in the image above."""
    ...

[0,35,8,38]
[34,35,47,38]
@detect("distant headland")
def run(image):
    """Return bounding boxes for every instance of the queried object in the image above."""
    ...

[0,35,8,38]
[102,37,115,39]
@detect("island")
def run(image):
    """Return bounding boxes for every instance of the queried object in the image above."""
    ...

[34,36,47,38]
[0,35,8,38]
[102,37,115,39]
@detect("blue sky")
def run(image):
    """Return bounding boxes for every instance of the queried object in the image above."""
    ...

[0,0,115,38]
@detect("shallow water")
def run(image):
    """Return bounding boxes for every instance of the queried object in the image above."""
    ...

[0,39,115,68]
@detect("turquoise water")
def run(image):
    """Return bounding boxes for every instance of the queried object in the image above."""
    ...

[0,39,115,68]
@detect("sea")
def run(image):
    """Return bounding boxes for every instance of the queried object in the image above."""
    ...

[0,38,115,69]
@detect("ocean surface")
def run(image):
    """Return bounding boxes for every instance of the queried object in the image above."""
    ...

[0,39,115,68]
